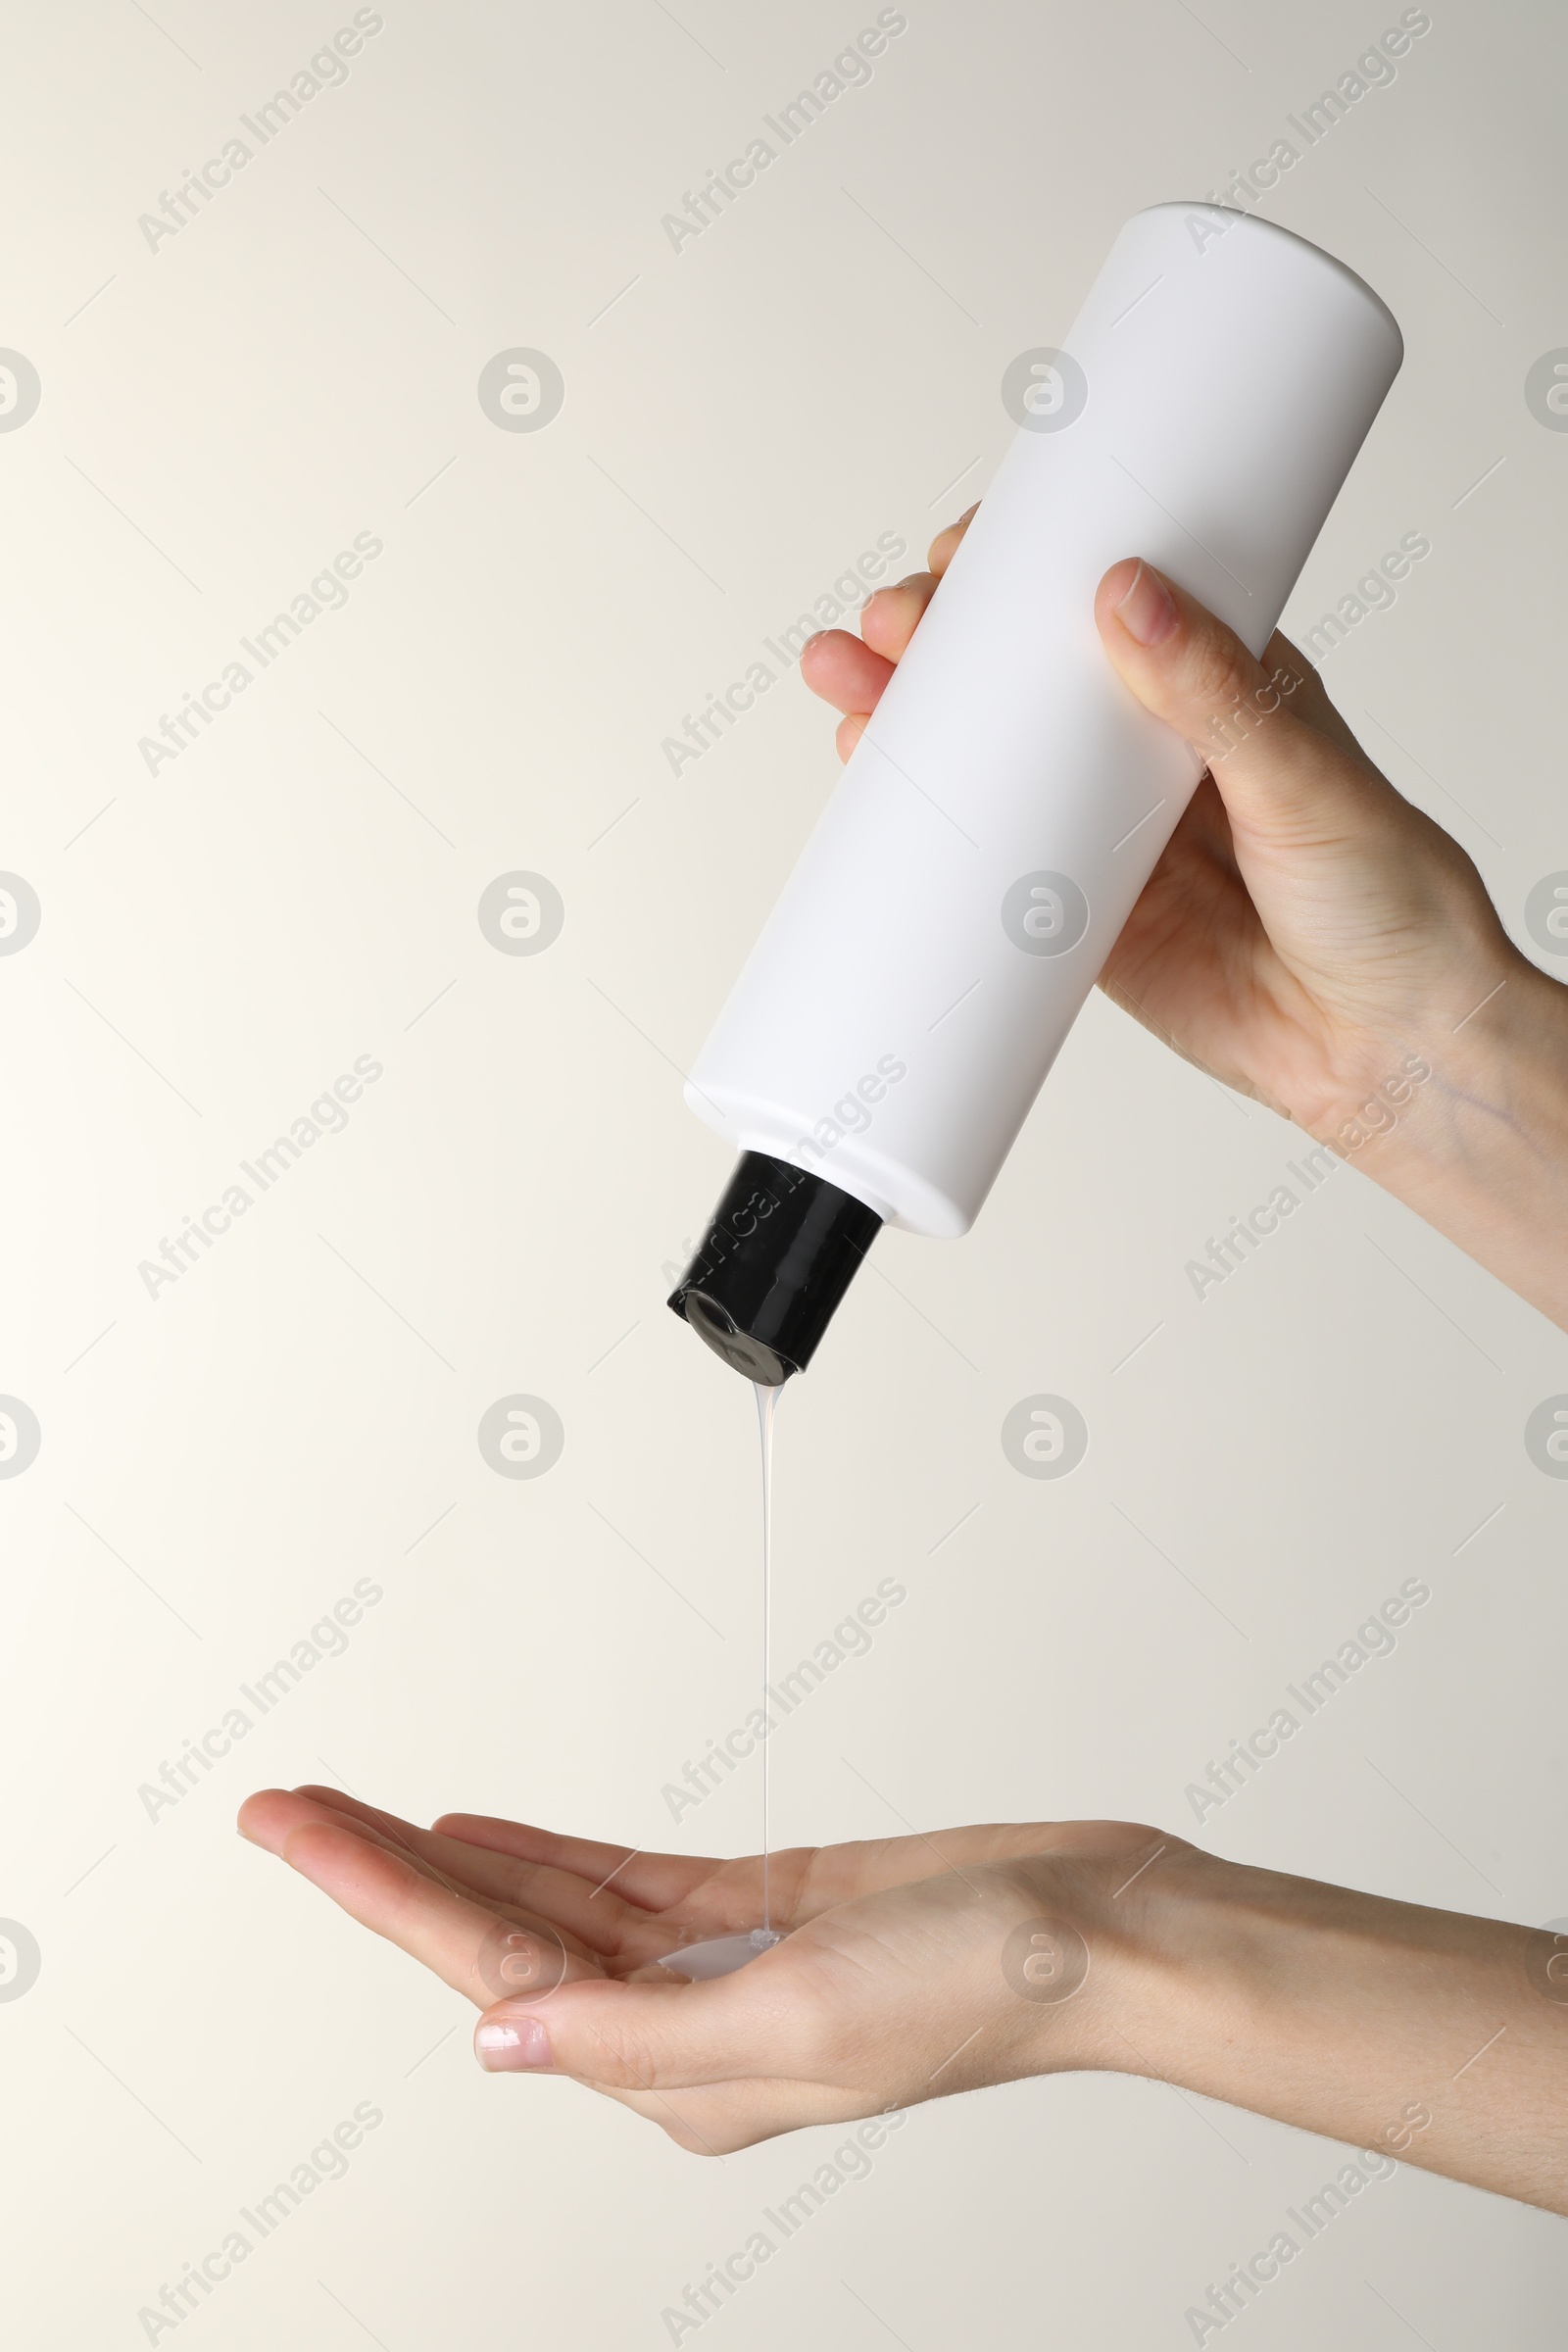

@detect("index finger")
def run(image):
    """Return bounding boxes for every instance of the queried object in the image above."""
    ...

[242,1794,605,2006]
[431,1813,729,1912]
[295,1790,693,1962]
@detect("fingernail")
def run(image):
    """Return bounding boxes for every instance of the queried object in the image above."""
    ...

[475,2015,553,2072]
[1114,562,1178,647]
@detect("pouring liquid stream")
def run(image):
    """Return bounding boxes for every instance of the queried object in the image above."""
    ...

[656,1380,786,1983]
[757,1376,778,1934]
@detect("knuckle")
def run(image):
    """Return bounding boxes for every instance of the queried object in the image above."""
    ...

[1180,619,1252,714]
[593,2020,663,2091]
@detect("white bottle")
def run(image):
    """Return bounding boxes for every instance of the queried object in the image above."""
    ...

[669,201,1403,1383]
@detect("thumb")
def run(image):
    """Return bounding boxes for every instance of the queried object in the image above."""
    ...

[470,1964,813,2090]
[1094,557,1375,850]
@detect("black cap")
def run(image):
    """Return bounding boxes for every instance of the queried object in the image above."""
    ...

[667,1151,882,1385]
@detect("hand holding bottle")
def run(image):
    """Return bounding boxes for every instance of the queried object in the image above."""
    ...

[803,526,1568,1330]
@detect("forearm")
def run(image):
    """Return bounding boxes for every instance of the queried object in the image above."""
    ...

[1081,1847,1568,2212]
[1348,949,1568,1334]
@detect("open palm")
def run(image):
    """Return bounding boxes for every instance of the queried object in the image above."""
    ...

[238,1787,1159,2152]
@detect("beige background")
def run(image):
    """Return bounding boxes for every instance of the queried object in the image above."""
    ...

[2,0,1566,2343]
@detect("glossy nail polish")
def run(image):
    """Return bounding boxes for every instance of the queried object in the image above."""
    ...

[475,2015,553,2072]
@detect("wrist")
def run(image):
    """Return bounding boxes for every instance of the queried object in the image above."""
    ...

[1003,1836,1215,2082]
[1319,949,1568,1330]
[1071,1839,1568,2210]
[1044,1838,1248,2085]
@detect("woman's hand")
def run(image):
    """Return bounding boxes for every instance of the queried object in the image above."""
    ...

[802,522,1568,1329]
[236,1787,1152,2154]
[238,1788,1568,2212]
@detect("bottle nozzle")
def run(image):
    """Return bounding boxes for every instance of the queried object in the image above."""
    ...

[666,1152,881,1384]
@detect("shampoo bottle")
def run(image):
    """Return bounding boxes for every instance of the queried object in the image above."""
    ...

[669,201,1403,1384]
